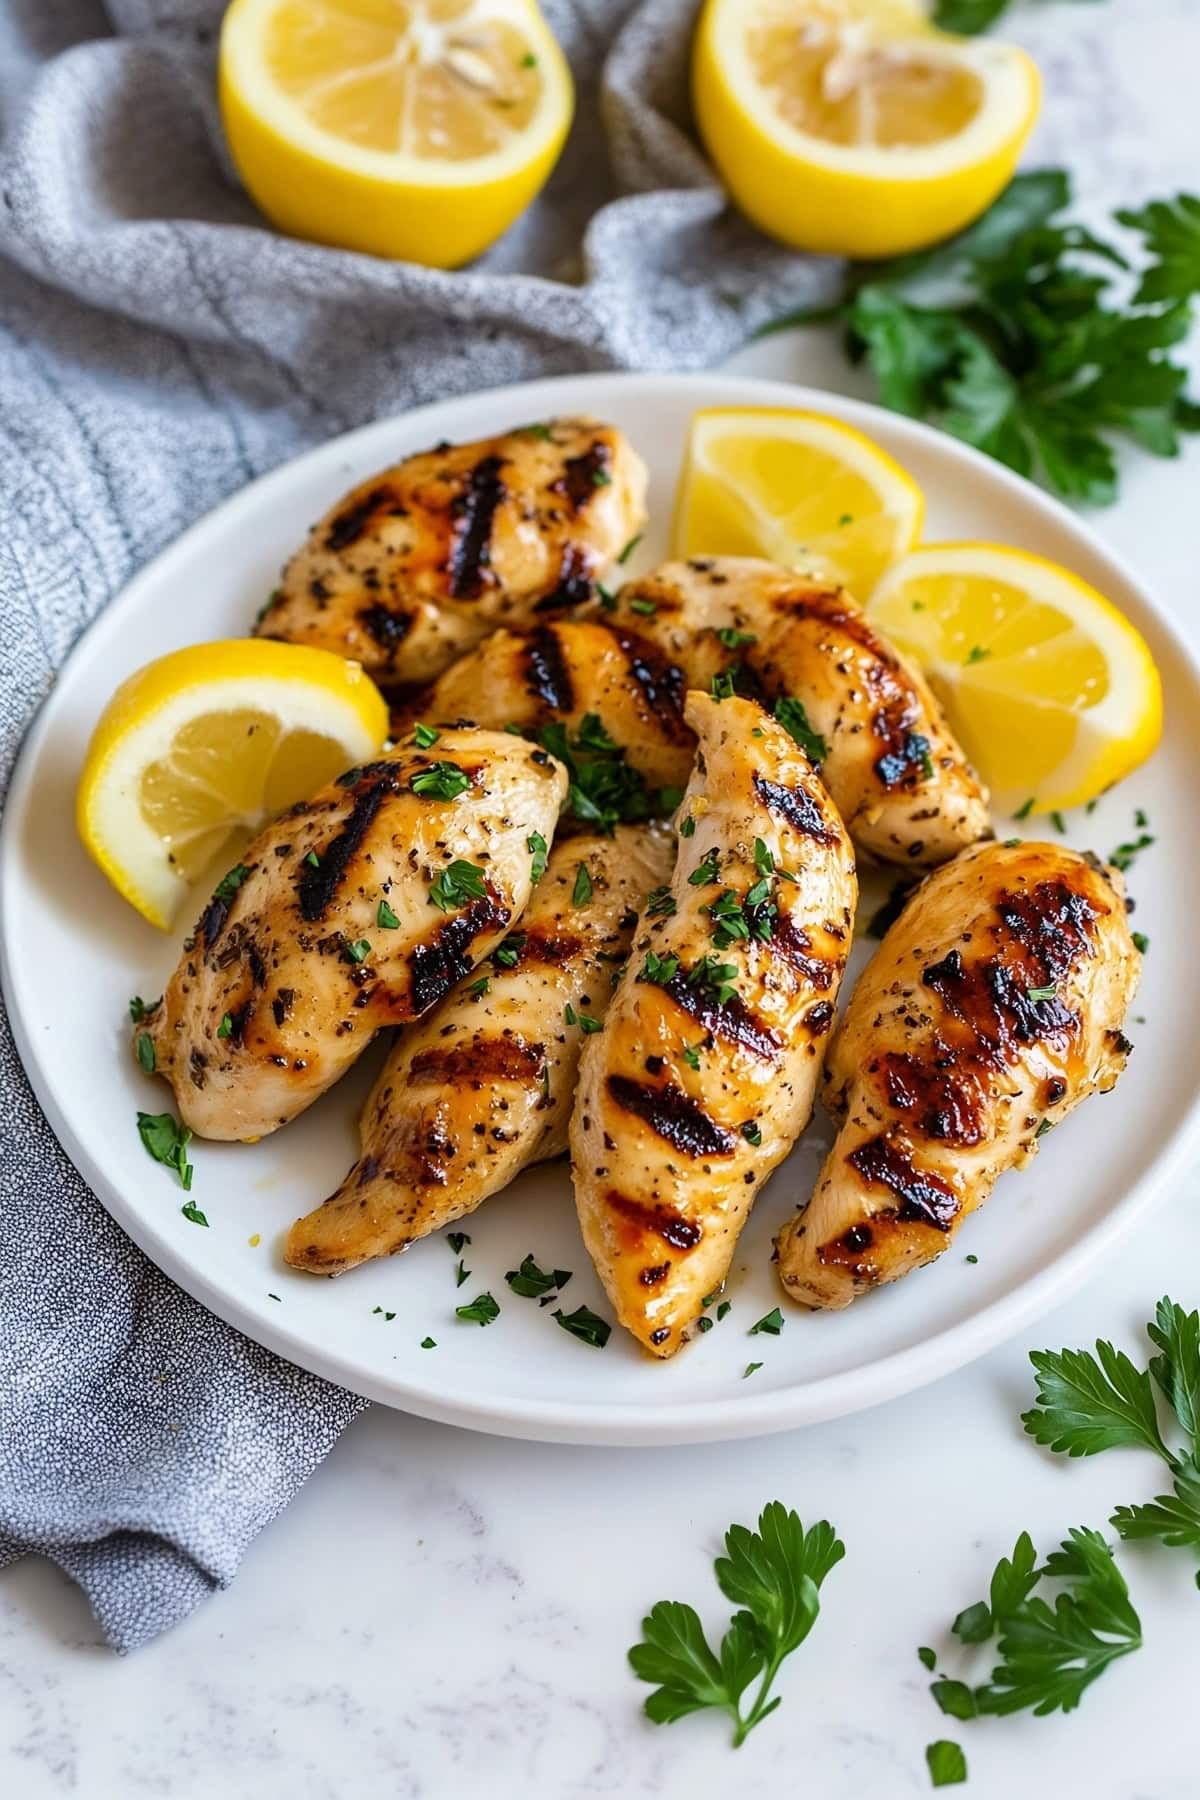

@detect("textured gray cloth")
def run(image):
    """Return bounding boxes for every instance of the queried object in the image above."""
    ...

[0,0,834,1652]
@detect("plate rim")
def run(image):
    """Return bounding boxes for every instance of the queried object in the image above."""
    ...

[6,367,1200,1447]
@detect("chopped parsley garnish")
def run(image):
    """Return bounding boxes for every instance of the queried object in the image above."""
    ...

[180,1200,209,1227]
[688,848,721,887]
[429,860,488,912]
[527,831,548,884]
[1135,806,1149,828]
[639,950,680,986]
[466,974,490,997]
[964,645,990,665]
[697,1316,714,1334]
[753,838,774,879]
[646,884,676,918]
[137,1110,194,1190]
[741,1120,763,1147]
[506,1253,573,1300]
[412,722,439,749]
[1132,931,1150,955]
[715,626,757,648]
[372,1306,396,1321]
[592,466,613,487]
[1050,810,1067,835]
[597,582,617,611]
[534,714,675,833]
[687,955,739,1006]
[520,50,538,68]
[1026,983,1057,1003]
[136,1032,156,1071]
[629,597,658,616]
[578,1013,603,1034]
[447,1233,471,1256]
[305,850,320,868]
[1110,831,1155,872]
[213,863,249,902]
[344,938,371,964]
[718,1301,731,1322]
[749,1307,784,1337]
[377,898,400,929]
[128,995,160,1024]
[710,670,736,701]
[617,533,642,564]
[774,696,828,765]
[421,1336,436,1348]
[1014,796,1036,820]
[744,1362,763,1378]
[456,1292,500,1326]
[454,1260,470,1288]
[553,1303,611,1348]
[572,862,593,907]
[926,1740,967,1788]
[493,932,526,968]
[679,815,696,838]
[707,883,777,950]
[216,1015,232,1042]
[681,1042,702,1071]
[411,761,471,802]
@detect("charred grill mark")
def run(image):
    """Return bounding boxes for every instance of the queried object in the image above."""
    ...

[409,1035,544,1086]
[607,1189,703,1251]
[226,1000,253,1046]
[600,624,690,740]
[199,893,232,952]
[753,773,838,844]
[272,987,295,1028]
[524,625,575,711]
[816,1219,882,1278]
[881,1048,985,1145]
[558,441,612,511]
[247,942,267,988]
[774,586,899,665]
[996,881,1102,980]
[923,927,1084,1067]
[848,1137,960,1231]
[771,913,838,990]
[409,897,510,1015]
[806,1001,835,1035]
[326,485,394,553]
[448,455,505,599]
[510,927,584,967]
[359,604,413,653]
[535,541,594,611]
[640,1263,670,1286]
[606,1074,736,1158]
[663,975,782,1063]
[297,775,396,922]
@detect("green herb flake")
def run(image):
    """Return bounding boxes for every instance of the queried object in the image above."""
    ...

[421,1336,436,1348]
[749,1307,784,1337]
[466,974,490,998]
[717,1301,731,1322]
[1050,810,1068,835]
[446,1232,471,1255]
[629,597,658,617]
[137,1110,194,1190]
[411,761,471,802]
[412,722,439,749]
[136,1031,157,1071]
[645,884,676,918]
[743,1361,763,1378]
[344,938,371,965]
[639,949,681,987]
[681,1042,702,1071]
[710,670,736,702]
[688,848,721,887]
[129,995,160,1024]
[715,626,757,649]
[918,1646,938,1672]
[1014,797,1036,820]
[774,696,828,765]
[965,645,991,665]
[215,1015,232,1042]
[1026,983,1057,1003]
[377,898,400,929]
[679,815,696,838]
[592,467,613,488]
[926,1740,967,1788]
[617,533,642,564]
[430,859,488,912]
[527,830,548,884]
[572,862,593,907]
[1132,931,1150,954]
[506,1253,573,1300]
[553,1303,611,1348]
[305,850,321,868]
[454,1260,470,1288]
[180,1200,209,1228]
[456,1292,500,1326]
[213,863,249,903]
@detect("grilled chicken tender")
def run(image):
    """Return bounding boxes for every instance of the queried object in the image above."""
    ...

[608,556,990,866]
[775,840,1139,1310]
[285,826,674,1275]
[395,618,695,795]
[255,419,647,688]
[570,691,857,1357]
[139,731,568,1141]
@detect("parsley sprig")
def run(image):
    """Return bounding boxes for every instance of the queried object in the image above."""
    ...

[534,714,680,833]
[768,170,1200,503]
[1023,1298,1200,1572]
[629,1502,844,1747]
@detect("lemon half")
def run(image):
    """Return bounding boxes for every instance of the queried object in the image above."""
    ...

[77,640,389,928]
[868,543,1163,815]
[693,0,1040,258]
[672,406,924,598]
[219,0,575,267]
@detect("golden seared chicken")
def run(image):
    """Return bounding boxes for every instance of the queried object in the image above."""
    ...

[139,729,567,1141]
[284,825,674,1275]
[395,618,695,796]
[570,691,857,1357]
[775,840,1139,1310]
[607,557,990,866]
[255,419,647,688]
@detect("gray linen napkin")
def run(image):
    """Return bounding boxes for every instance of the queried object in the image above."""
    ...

[0,0,834,1652]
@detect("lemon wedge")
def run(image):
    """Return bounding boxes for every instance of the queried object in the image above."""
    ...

[868,543,1163,815]
[672,406,924,598]
[219,0,574,268]
[77,640,390,929]
[692,0,1040,258]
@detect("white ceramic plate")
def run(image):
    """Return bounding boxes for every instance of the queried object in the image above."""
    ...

[5,372,1199,1446]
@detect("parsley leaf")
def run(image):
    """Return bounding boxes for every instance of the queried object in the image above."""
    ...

[1116,194,1200,303]
[412,722,439,749]
[630,1502,844,1747]
[213,863,249,902]
[1022,1339,1171,1461]
[180,1200,209,1227]
[455,1292,499,1326]
[137,1110,194,1191]
[129,995,160,1024]
[446,1232,471,1255]
[1146,1296,1200,1440]
[429,860,488,912]
[505,1253,572,1300]
[773,696,828,765]
[377,898,400,929]
[749,1307,784,1337]
[135,1031,156,1071]
[1112,1460,1200,1552]
[925,1740,968,1788]
[553,1303,610,1348]
[572,862,593,907]
[527,830,548,883]
[411,761,471,802]
[534,715,676,833]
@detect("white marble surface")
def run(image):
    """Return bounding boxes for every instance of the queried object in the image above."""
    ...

[4,2,1200,1794]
